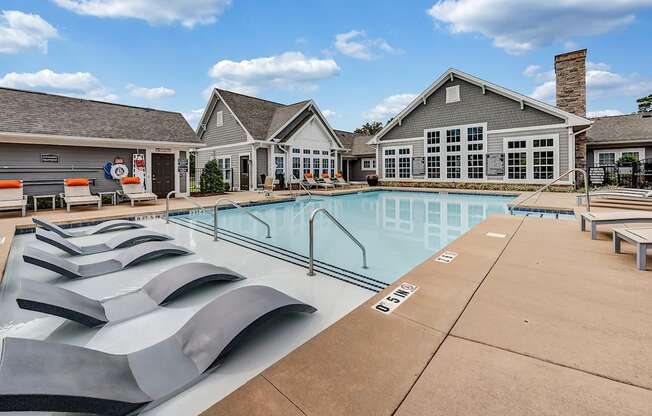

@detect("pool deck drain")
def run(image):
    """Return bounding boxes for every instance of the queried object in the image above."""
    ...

[204,214,652,416]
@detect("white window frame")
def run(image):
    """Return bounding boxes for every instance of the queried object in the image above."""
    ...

[502,134,560,184]
[215,111,223,127]
[212,156,231,182]
[594,148,644,166]
[361,158,376,171]
[382,145,413,179]
[423,122,487,182]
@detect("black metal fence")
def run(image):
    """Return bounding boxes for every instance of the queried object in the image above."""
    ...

[588,159,652,188]
[190,167,234,193]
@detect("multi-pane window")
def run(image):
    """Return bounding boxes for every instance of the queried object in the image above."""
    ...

[398,148,411,178]
[330,159,335,177]
[446,129,461,143]
[292,148,301,154]
[303,149,311,154]
[292,157,301,179]
[533,138,553,148]
[598,153,615,166]
[322,158,329,175]
[312,158,320,177]
[274,156,284,177]
[312,150,321,155]
[384,158,396,178]
[507,140,527,149]
[622,152,640,160]
[447,155,461,179]
[426,131,440,153]
[321,150,329,155]
[427,156,440,179]
[215,157,231,182]
[362,158,376,170]
[507,152,527,179]
[533,151,554,179]
[467,154,484,179]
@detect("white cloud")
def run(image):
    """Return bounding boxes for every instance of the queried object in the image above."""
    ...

[0,69,117,101]
[363,93,417,121]
[206,51,340,96]
[182,108,204,127]
[321,109,336,119]
[334,30,401,60]
[427,0,652,54]
[52,0,231,28]
[127,84,175,99]
[587,109,625,118]
[525,61,652,103]
[0,10,58,53]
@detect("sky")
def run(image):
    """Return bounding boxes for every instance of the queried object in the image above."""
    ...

[1,0,651,132]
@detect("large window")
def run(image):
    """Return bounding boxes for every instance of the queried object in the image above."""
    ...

[594,148,643,167]
[322,158,329,175]
[312,158,320,177]
[302,157,311,176]
[467,154,483,179]
[292,157,301,179]
[504,135,558,182]
[292,148,335,179]
[274,156,284,178]
[398,148,411,178]
[427,156,440,179]
[362,158,376,170]
[384,148,397,178]
[214,157,231,182]
[423,123,487,182]
[446,155,461,179]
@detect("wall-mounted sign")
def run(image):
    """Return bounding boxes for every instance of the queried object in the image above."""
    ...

[618,166,633,175]
[372,282,418,315]
[412,156,425,176]
[178,158,188,173]
[40,153,59,163]
[155,148,173,154]
[486,153,505,176]
[589,167,605,186]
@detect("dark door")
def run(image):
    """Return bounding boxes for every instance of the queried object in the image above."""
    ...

[152,153,175,197]
[240,155,250,191]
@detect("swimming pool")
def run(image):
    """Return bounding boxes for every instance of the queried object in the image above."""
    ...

[173,191,515,284]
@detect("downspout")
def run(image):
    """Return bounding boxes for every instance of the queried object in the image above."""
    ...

[278,143,290,187]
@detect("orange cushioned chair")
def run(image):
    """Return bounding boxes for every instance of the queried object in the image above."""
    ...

[63,178,100,212]
[0,180,27,216]
[120,176,157,207]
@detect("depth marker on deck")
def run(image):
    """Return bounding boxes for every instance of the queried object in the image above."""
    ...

[435,251,458,263]
[372,282,418,315]
[486,232,507,239]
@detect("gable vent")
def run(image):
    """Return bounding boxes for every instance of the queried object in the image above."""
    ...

[446,86,460,103]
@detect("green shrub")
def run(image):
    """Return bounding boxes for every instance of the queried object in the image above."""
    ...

[200,159,227,193]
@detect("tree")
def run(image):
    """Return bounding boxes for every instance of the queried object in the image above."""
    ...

[200,159,228,193]
[354,121,383,135]
[637,94,652,113]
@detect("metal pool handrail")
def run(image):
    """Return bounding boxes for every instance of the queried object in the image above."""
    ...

[166,191,206,223]
[290,175,312,202]
[213,198,271,241]
[509,168,591,215]
[307,208,367,276]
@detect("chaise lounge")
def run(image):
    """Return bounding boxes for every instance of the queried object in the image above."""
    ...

[119,176,158,206]
[580,211,652,240]
[0,180,28,217]
[22,241,192,278]
[613,227,652,271]
[0,285,316,415]
[62,178,101,211]
[35,228,172,255]
[33,216,144,238]
[17,262,245,326]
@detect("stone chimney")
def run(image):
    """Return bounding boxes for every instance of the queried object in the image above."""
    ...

[555,49,587,117]
[555,49,588,174]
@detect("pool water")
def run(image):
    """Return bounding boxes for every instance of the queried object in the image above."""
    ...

[176,191,514,284]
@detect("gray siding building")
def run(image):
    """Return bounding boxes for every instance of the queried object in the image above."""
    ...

[195,89,344,190]
[335,130,376,182]
[370,51,592,186]
[0,87,202,198]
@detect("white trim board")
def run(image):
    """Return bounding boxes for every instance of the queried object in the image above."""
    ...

[0,131,202,149]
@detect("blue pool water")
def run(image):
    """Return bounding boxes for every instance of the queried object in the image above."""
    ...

[176,191,514,284]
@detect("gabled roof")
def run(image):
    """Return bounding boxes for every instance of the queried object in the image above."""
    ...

[371,68,592,143]
[587,112,652,145]
[335,130,375,156]
[199,88,343,148]
[0,87,200,144]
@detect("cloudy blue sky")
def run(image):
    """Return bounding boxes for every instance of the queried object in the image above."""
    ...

[1,0,651,131]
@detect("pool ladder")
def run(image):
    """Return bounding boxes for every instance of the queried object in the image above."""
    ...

[165,191,272,241]
[307,208,368,276]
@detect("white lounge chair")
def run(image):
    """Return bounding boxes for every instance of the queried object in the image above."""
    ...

[321,174,346,188]
[304,173,333,189]
[334,173,350,187]
[0,180,27,217]
[578,189,652,205]
[613,227,652,271]
[120,176,158,206]
[63,178,100,212]
[580,211,652,240]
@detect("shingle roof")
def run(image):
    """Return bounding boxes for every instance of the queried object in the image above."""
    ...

[215,89,310,140]
[0,87,200,144]
[587,112,652,145]
[335,130,375,156]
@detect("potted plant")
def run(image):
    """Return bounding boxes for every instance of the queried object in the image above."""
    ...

[366,174,379,186]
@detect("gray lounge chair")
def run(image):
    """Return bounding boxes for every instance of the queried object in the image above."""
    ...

[0,285,316,415]
[17,262,245,326]
[580,211,652,240]
[35,228,172,256]
[22,241,192,279]
[613,227,652,271]
[33,216,144,238]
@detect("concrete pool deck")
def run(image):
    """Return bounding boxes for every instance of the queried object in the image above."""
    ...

[1,187,651,415]
[204,214,652,415]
